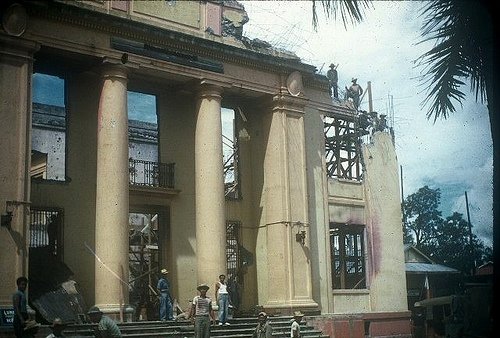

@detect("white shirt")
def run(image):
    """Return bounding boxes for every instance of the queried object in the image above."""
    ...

[290,320,301,338]
[217,282,228,294]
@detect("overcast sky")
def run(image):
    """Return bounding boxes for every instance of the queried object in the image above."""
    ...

[240,0,493,247]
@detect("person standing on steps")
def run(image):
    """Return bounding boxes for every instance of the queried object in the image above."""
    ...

[290,311,304,338]
[157,268,173,321]
[12,276,29,338]
[215,274,230,326]
[87,306,122,338]
[188,284,216,338]
[252,311,273,338]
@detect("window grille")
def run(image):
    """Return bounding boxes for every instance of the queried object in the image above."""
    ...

[30,209,63,257]
[330,222,366,289]
[225,221,241,281]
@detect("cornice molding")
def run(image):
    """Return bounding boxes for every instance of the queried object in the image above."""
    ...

[25,1,318,77]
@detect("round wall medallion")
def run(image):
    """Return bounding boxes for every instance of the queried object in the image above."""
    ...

[286,71,304,96]
[2,4,27,37]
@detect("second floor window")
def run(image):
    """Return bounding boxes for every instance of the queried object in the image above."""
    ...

[32,73,66,181]
[324,115,362,181]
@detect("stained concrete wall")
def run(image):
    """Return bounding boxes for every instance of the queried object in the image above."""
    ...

[363,132,407,312]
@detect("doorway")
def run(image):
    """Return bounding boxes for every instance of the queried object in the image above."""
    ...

[129,212,163,320]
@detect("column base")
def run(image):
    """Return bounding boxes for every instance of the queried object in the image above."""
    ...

[261,299,319,316]
[94,304,135,322]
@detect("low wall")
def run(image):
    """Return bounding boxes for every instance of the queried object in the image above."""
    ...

[308,311,412,338]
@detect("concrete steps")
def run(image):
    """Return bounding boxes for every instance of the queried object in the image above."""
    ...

[55,316,329,338]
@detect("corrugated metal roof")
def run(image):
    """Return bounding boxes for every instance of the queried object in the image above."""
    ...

[406,262,460,274]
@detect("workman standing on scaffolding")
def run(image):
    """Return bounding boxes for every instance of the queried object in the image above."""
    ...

[157,268,173,321]
[347,78,363,110]
[326,63,339,99]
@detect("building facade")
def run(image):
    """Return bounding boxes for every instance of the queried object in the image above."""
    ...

[0,1,410,336]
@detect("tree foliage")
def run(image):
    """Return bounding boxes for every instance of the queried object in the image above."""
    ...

[403,186,442,249]
[403,187,490,274]
[312,0,372,30]
[434,212,477,273]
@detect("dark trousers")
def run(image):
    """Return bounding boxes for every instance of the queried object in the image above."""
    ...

[13,312,28,338]
[194,316,210,338]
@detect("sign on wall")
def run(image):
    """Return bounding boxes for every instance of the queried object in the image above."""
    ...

[0,308,14,326]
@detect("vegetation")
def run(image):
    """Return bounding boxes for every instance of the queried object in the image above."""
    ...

[403,186,492,274]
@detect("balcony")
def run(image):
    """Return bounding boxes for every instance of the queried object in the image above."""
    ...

[129,159,175,189]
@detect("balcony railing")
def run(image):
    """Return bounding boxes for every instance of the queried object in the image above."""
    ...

[129,159,175,189]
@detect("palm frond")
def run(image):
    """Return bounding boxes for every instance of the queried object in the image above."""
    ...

[312,0,372,30]
[417,0,491,122]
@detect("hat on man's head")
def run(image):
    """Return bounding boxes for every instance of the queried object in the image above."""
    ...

[51,317,65,327]
[352,78,357,82]
[258,311,268,318]
[161,268,168,274]
[330,63,335,68]
[197,283,209,291]
[23,320,40,331]
[87,306,103,315]
[293,310,304,318]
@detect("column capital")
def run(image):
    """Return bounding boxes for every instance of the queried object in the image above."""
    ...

[271,93,309,116]
[99,55,139,80]
[197,78,231,98]
[197,83,223,101]
[100,62,128,82]
[0,35,39,65]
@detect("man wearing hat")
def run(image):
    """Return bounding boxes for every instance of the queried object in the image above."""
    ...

[377,114,388,132]
[45,317,66,338]
[326,63,339,99]
[290,311,304,338]
[157,268,173,321]
[188,284,216,338]
[252,311,272,338]
[87,306,122,337]
[347,78,363,110]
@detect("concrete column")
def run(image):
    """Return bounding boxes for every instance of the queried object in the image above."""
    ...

[194,83,226,286]
[94,62,130,318]
[0,35,39,307]
[261,93,318,314]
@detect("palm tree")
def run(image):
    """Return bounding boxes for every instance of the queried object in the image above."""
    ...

[313,0,498,302]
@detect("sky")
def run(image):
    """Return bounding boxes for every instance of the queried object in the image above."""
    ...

[239,0,493,247]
